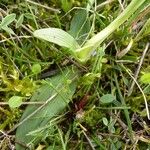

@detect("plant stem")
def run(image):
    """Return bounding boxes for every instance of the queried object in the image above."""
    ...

[114,72,133,142]
[76,0,146,62]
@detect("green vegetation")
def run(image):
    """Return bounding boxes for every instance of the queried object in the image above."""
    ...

[0,0,150,149]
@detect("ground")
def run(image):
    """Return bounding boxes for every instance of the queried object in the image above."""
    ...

[0,0,150,149]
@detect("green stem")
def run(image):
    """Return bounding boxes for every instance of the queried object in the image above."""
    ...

[114,72,133,142]
[76,0,146,62]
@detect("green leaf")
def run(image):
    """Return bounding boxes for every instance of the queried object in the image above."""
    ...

[1,26,15,34]
[8,96,23,108]
[15,66,79,150]
[102,117,108,126]
[24,13,34,20]
[143,85,150,94]
[100,94,116,104]
[69,9,91,44]
[16,14,24,28]
[140,73,150,83]
[0,13,16,27]
[31,63,41,74]
[75,0,147,62]
[61,0,73,12]
[33,28,80,50]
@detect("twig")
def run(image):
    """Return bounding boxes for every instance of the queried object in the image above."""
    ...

[0,93,57,139]
[128,43,149,96]
[82,131,96,150]
[118,0,125,11]
[0,131,15,150]
[98,132,122,138]
[26,0,60,13]
[96,106,131,109]
[0,101,44,106]
[0,35,32,43]
[96,0,114,11]
[123,65,150,120]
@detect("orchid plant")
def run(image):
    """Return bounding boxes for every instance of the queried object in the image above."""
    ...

[15,0,148,149]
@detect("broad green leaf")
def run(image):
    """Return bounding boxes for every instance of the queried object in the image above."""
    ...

[33,28,80,50]
[69,9,91,44]
[8,96,23,108]
[15,66,79,150]
[16,14,24,28]
[100,94,116,104]
[31,63,41,74]
[0,13,16,27]
[140,73,150,83]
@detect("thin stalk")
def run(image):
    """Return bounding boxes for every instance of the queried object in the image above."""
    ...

[76,0,146,62]
[96,106,131,110]
[26,0,60,13]
[114,73,133,142]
